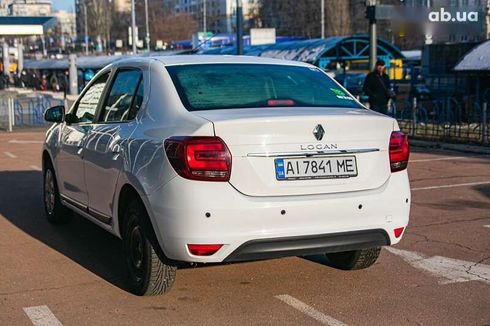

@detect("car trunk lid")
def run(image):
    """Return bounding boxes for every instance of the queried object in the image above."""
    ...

[194,107,394,196]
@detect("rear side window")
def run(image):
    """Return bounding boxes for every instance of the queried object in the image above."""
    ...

[166,64,361,111]
[100,69,143,122]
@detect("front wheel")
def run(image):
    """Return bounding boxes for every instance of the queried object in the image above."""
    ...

[325,247,381,270]
[123,200,177,296]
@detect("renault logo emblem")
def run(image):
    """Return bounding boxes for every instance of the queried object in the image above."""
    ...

[313,124,325,141]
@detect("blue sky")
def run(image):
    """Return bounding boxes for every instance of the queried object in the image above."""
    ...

[52,0,74,11]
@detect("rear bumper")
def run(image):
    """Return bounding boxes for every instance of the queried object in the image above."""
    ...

[146,171,410,263]
[224,229,390,262]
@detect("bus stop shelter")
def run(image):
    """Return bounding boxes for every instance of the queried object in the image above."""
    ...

[0,16,57,76]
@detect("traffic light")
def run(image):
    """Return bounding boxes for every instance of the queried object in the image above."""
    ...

[365,5,376,20]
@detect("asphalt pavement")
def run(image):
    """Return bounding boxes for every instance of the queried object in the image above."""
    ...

[0,131,489,326]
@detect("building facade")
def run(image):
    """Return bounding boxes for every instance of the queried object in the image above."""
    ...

[174,0,259,34]
[54,9,76,39]
[0,0,9,15]
[8,0,52,16]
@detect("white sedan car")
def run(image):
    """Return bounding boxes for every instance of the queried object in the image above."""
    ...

[42,55,410,295]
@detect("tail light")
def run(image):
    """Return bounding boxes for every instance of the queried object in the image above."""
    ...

[164,136,232,181]
[389,131,410,172]
[394,227,405,238]
[187,244,223,256]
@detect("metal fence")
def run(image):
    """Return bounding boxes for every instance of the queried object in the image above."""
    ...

[0,92,66,131]
[394,96,489,145]
[1,90,489,146]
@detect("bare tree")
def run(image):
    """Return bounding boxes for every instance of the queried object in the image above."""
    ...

[141,0,198,43]
[156,13,199,42]
[84,0,113,51]
[256,0,423,49]
[257,0,352,38]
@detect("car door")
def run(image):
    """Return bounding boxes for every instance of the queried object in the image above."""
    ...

[56,72,110,210]
[83,68,145,224]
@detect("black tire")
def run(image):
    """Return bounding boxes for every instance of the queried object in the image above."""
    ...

[43,163,72,224]
[325,247,381,270]
[122,200,176,296]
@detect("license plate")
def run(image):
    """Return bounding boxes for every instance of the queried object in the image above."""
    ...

[275,156,358,180]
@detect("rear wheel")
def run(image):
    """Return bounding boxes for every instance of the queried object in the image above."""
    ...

[43,164,72,224]
[123,200,176,296]
[325,247,381,270]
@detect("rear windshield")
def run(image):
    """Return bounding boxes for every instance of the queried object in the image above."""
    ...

[166,64,362,111]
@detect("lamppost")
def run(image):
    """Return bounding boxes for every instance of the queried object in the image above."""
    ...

[203,0,207,34]
[106,0,112,54]
[236,0,243,55]
[366,0,377,71]
[131,0,137,54]
[83,0,89,55]
[145,0,150,51]
[321,0,325,39]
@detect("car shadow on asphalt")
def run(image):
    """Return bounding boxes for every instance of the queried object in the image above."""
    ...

[475,184,490,198]
[0,170,132,293]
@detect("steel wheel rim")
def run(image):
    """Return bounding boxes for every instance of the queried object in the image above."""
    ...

[129,224,144,282]
[44,169,55,215]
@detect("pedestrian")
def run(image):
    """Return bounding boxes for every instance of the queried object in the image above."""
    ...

[40,75,48,91]
[4,74,9,89]
[20,70,27,88]
[362,59,394,115]
[61,70,69,98]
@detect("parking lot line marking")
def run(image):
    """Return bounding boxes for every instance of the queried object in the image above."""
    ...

[23,305,63,326]
[385,247,490,285]
[275,294,347,326]
[3,151,17,158]
[411,181,490,191]
[30,165,42,171]
[410,156,466,163]
[8,140,44,144]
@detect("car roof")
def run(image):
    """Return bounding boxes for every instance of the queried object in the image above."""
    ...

[114,55,313,68]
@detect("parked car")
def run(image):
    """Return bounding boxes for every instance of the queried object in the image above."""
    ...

[334,72,366,97]
[42,55,411,295]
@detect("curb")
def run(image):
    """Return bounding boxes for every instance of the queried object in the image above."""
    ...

[410,139,490,155]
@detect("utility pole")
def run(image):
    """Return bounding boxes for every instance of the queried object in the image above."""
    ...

[83,1,88,55]
[366,0,377,71]
[69,54,78,95]
[2,41,10,78]
[131,0,137,54]
[106,0,111,54]
[203,0,207,33]
[145,0,150,51]
[236,0,243,55]
[321,0,325,39]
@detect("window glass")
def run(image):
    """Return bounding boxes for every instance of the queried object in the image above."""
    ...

[75,73,109,123]
[101,70,142,122]
[166,64,361,111]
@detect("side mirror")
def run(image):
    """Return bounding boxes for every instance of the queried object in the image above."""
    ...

[44,105,65,123]
[64,113,78,124]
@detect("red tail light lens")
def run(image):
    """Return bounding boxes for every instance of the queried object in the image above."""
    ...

[187,244,223,256]
[164,136,232,181]
[389,131,410,172]
[394,227,405,238]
